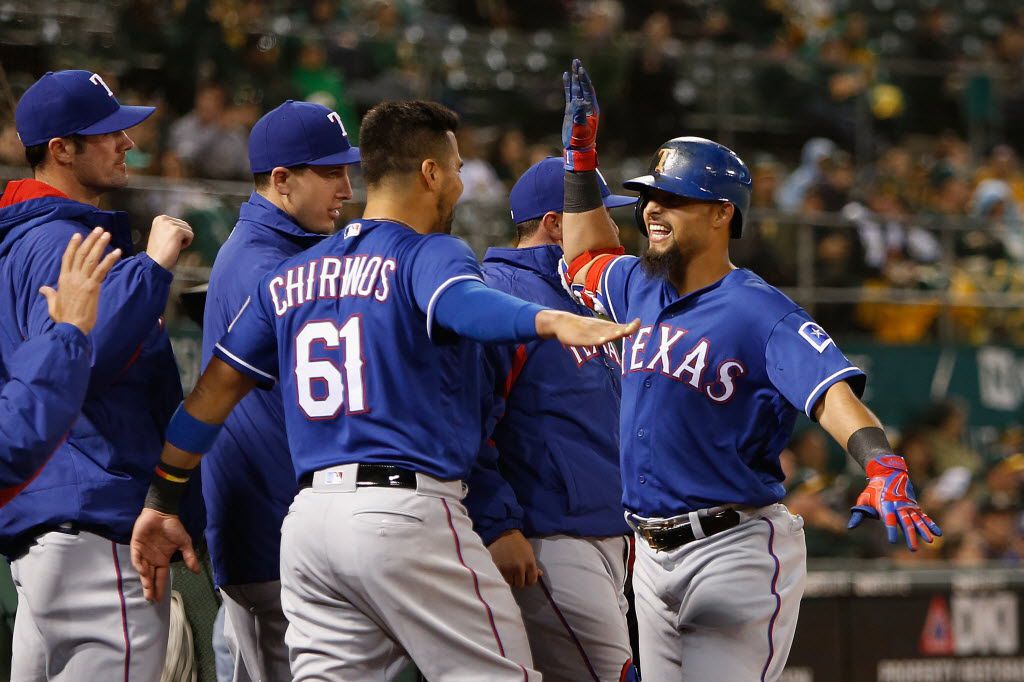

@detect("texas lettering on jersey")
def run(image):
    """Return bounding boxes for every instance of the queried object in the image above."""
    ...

[566,340,622,368]
[624,324,745,403]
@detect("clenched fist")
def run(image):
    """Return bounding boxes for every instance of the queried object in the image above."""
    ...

[146,215,194,270]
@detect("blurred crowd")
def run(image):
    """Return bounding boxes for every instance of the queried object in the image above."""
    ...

[2,0,1024,344]
[782,399,1024,565]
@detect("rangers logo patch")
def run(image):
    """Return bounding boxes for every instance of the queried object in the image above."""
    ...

[798,322,833,353]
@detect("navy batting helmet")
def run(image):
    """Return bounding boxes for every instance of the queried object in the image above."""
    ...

[623,137,752,239]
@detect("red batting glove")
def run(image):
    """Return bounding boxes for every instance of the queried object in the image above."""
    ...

[848,455,942,551]
[562,58,600,171]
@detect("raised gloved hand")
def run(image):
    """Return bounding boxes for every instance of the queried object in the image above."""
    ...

[848,455,942,551]
[562,58,599,171]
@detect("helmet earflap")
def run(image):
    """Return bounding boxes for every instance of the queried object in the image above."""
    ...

[634,195,649,236]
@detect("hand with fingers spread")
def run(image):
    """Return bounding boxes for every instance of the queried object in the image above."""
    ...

[848,455,942,551]
[40,228,122,334]
[130,507,201,602]
[146,215,194,270]
[562,58,600,171]
[536,310,640,348]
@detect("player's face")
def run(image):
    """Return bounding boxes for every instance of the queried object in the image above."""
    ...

[434,131,464,234]
[288,165,354,235]
[642,189,719,260]
[70,130,134,193]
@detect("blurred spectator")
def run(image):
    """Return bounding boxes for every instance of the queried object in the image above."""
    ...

[922,399,983,476]
[0,122,24,167]
[956,494,1024,564]
[490,128,530,186]
[168,82,250,180]
[621,12,682,150]
[456,127,504,202]
[975,144,1024,206]
[292,41,360,141]
[777,138,837,212]
[968,179,1024,262]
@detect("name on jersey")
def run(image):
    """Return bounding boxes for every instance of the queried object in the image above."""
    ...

[626,324,746,403]
[269,255,396,317]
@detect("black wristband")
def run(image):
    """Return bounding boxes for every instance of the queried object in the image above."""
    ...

[564,170,604,214]
[144,462,193,515]
[846,426,893,469]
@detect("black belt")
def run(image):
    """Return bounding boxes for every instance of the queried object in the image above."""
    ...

[7,522,86,561]
[633,509,741,551]
[299,464,417,490]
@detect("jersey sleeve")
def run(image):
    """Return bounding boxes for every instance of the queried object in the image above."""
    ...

[560,254,638,322]
[406,235,484,339]
[765,310,866,417]
[212,283,279,389]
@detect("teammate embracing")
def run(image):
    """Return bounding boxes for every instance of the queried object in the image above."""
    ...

[202,100,360,682]
[130,100,639,680]
[557,59,941,681]
[466,156,638,682]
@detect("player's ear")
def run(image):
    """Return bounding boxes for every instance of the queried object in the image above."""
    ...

[713,202,734,229]
[271,167,292,196]
[541,211,562,244]
[47,137,75,165]
[420,158,441,190]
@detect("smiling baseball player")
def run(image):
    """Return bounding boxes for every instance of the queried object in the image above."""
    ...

[201,100,360,682]
[557,59,941,681]
[129,100,639,680]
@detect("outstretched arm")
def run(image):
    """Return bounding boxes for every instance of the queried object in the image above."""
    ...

[130,357,257,601]
[813,381,942,551]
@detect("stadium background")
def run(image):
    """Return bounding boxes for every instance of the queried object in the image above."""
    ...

[2,1,1024,680]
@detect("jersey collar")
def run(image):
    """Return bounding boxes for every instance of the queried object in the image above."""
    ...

[239,192,325,242]
[483,244,563,281]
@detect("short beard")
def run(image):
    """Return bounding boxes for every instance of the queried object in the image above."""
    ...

[640,245,684,281]
[435,196,455,234]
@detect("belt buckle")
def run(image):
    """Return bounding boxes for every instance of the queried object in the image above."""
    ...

[639,518,675,551]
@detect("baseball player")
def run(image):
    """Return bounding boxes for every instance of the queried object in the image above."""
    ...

[0,70,201,680]
[202,99,360,682]
[557,59,941,681]
[129,100,639,681]
[465,156,637,682]
[0,228,119,506]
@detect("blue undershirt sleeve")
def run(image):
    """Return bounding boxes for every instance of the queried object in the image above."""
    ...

[432,279,546,344]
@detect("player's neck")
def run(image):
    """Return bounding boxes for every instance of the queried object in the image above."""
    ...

[34,168,102,207]
[671,250,734,296]
[363,191,437,235]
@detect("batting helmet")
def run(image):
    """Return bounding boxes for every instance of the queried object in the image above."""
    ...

[623,137,752,239]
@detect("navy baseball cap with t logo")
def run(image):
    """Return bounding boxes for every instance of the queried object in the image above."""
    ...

[15,70,155,147]
[509,156,636,223]
[248,100,360,174]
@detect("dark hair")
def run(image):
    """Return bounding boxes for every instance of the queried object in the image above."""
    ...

[514,218,541,245]
[25,134,86,171]
[358,101,459,186]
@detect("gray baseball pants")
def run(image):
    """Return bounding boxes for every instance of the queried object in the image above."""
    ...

[632,504,806,682]
[279,465,540,681]
[10,529,170,681]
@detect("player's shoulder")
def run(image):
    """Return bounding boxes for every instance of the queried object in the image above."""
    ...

[727,269,804,326]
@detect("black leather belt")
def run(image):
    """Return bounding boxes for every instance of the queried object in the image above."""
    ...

[633,509,741,551]
[299,464,417,490]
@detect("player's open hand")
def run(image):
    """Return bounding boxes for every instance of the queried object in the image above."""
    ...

[848,455,942,551]
[536,309,640,347]
[488,530,543,589]
[130,508,200,602]
[562,58,600,171]
[39,227,121,334]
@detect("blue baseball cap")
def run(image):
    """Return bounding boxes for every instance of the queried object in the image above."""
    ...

[248,100,360,174]
[15,70,155,147]
[509,157,636,223]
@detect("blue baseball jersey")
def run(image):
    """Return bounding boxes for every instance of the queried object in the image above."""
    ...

[465,245,627,544]
[588,258,865,518]
[201,193,326,587]
[214,219,489,481]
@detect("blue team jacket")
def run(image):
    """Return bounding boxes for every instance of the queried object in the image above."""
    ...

[465,245,628,544]
[0,183,204,553]
[202,193,326,587]
[0,325,91,506]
